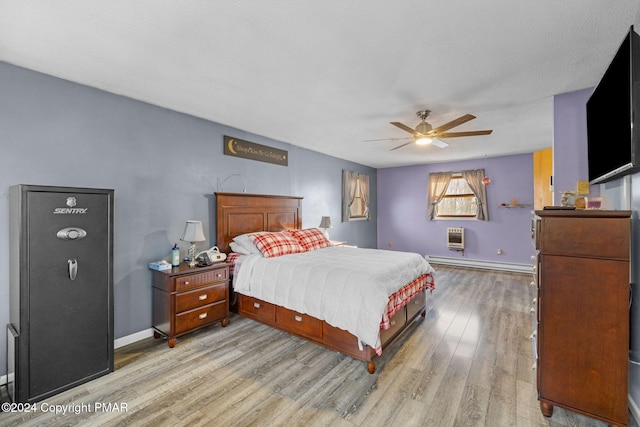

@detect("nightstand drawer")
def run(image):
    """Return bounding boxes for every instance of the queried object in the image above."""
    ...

[175,300,227,334]
[175,268,228,291]
[175,282,227,313]
[277,306,322,340]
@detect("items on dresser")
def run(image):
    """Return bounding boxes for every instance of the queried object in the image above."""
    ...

[151,262,230,347]
[532,209,630,427]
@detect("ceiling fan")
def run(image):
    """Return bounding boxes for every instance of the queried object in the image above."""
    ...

[371,109,493,151]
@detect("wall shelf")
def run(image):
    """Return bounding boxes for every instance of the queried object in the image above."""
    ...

[499,203,532,209]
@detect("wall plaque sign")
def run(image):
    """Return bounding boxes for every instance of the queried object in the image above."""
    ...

[223,136,288,166]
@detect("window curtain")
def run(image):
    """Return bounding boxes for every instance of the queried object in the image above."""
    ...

[462,168,489,221]
[427,171,453,220]
[342,170,371,221]
[359,173,370,220]
[342,170,358,222]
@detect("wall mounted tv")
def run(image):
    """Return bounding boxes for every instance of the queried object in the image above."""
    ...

[587,25,640,184]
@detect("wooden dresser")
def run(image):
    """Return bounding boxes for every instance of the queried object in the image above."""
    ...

[533,209,630,426]
[151,262,230,348]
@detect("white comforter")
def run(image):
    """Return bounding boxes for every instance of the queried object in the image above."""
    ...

[233,246,435,350]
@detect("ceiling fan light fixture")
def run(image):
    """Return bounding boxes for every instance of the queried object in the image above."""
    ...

[415,136,432,145]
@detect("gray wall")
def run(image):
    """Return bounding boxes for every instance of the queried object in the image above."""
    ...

[0,62,377,377]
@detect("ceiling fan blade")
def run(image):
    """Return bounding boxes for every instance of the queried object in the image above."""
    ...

[363,137,412,142]
[430,114,476,134]
[431,139,449,148]
[436,130,493,138]
[390,121,418,135]
[390,141,414,151]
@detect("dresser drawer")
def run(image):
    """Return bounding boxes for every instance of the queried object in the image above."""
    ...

[277,306,322,340]
[175,300,227,335]
[175,282,227,313]
[238,294,276,324]
[539,217,629,259]
[175,268,228,291]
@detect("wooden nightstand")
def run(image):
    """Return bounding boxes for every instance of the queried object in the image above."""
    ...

[151,262,230,348]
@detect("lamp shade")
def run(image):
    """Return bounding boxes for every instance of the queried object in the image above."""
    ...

[318,216,332,229]
[180,220,206,243]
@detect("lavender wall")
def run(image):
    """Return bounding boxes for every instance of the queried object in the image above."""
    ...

[553,88,599,198]
[377,154,534,264]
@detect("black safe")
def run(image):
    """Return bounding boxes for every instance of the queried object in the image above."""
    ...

[7,185,114,403]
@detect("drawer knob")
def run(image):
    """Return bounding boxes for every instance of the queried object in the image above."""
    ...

[294,315,302,322]
[185,281,190,285]
[253,302,261,308]
[390,320,396,326]
[199,294,207,301]
[199,313,208,320]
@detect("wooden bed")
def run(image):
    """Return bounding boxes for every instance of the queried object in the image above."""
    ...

[215,192,431,374]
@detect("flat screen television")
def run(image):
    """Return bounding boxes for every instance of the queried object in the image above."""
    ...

[587,25,640,184]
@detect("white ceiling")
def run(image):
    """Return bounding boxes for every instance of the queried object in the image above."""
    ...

[2,1,640,168]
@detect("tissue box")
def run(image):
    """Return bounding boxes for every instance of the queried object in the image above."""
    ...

[149,261,172,271]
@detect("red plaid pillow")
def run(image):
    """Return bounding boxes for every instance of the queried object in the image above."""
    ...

[287,228,331,251]
[249,232,305,258]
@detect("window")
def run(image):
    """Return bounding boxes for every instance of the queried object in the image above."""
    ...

[427,169,488,221]
[349,176,367,218]
[435,174,477,218]
[342,170,370,221]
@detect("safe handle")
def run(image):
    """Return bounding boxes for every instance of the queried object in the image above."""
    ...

[68,259,78,280]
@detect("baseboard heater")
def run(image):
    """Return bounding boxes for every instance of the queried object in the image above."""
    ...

[424,255,533,273]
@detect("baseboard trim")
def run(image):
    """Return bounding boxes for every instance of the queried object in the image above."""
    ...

[0,329,156,387]
[114,328,155,349]
[424,255,533,273]
[629,394,639,425]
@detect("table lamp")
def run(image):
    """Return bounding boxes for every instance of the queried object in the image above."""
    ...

[181,220,206,267]
[318,216,332,239]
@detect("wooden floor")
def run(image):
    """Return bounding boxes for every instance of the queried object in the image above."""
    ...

[1,265,637,427]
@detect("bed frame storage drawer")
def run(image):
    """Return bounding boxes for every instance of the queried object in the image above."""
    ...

[406,290,427,320]
[238,294,276,324]
[277,306,323,340]
[380,307,406,344]
[322,323,371,360]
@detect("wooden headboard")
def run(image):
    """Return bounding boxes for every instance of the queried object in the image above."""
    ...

[215,192,303,253]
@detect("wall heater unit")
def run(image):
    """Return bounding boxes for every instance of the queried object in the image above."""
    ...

[447,227,465,250]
